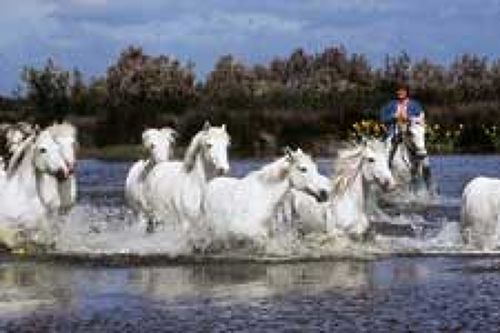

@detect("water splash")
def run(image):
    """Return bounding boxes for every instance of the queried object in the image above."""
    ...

[3,188,499,260]
[55,205,191,256]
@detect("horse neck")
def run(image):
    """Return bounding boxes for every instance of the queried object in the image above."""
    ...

[255,157,291,203]
[9,144,63,210]
[165,141,174,159]
[332,150,366,211]
[340,167,365,211]
[8,145,37,195]
[184,132,220,183]
[393,142,412,176]
[190,151,211,183]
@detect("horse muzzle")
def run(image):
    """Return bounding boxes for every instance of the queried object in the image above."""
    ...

[308,188,329,203]
[215,166,230,176]
[382,179,397,192]
[55,168,70,181]
[317,189,329,203]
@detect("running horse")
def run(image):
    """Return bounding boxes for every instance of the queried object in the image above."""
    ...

[386,119,435,196]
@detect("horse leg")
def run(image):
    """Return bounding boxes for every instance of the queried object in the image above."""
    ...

[409,160,420,193]
[137,211,155,234]
[422,158,437,195]
[388,141,398,169]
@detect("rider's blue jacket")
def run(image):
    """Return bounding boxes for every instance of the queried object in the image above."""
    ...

[380,99,423,125]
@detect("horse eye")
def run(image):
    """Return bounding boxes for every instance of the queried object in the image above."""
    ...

[39,147,47,154]
[367,157,375,163]
[298,166,307,173]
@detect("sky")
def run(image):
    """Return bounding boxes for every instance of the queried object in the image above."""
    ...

[1,0,500,94]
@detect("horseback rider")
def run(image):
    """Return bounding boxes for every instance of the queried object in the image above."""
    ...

[380,82,425,168]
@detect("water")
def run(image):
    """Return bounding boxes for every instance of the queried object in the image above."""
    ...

[2,155,500,331]
[54,155,497,256]
[3,257,500,331]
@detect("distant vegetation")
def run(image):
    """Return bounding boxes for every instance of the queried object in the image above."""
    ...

[2,45,500,155]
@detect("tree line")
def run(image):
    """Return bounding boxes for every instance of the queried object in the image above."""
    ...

[2,45,500,154]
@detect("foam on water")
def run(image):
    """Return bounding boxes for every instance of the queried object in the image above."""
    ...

[3,178,498,259]
[49,207,428,259]
[55,205,192,255]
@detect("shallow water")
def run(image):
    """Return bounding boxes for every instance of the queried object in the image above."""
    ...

[2,155,500,331]
[3,257,500,331]
[57,155,499,255]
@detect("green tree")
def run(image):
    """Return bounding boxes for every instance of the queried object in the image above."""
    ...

[22,58,72,125]
[102,46,197,144]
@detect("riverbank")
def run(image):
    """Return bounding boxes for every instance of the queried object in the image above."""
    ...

[78,143,500,161]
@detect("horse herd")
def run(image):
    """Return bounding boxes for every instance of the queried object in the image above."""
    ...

[0,120,498,252]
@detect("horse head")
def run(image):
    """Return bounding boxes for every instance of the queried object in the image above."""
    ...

[284,147,329,203]
[32,130,71,181]
[185,121,230,176]
[47,122,78,175]
[403,119,427,159]
[142,127,176,164]
[361,139,397,191]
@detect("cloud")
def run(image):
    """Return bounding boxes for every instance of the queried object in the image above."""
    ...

[1,0,500,94]
[77,11,305,45]
[69,0,108,6]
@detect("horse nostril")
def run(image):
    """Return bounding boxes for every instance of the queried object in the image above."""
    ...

[216,167,229,176]
[56,168,68,181]
[318,189,329,202]
[384,180,396,191]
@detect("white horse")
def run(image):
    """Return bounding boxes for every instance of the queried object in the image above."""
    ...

[386,119,434,196]
[0,129,72,249]
[46,122,78,213]
[204,148,329,244]
[143,122,230,234]
[325,139,396,239]
[460,177,500,250]
[125,127,176,230]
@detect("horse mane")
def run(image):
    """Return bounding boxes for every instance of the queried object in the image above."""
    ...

[160,127,177,143]
[331,143,365,196]
[255,157,290,183]
[7,134,36,177]
[183,130,204,172]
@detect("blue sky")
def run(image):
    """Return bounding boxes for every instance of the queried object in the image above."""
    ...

[1,0,499,94]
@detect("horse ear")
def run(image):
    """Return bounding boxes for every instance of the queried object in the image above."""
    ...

[283,146,294,162]
[295,147,303,155]
[221,124,226,131]
[203,121,211,131]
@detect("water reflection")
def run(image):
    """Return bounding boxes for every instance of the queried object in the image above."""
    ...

[0,257,451,319]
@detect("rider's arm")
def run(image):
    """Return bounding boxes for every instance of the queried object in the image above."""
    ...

[418,112,425,124]
[380,101,396,125]
[409,100,425,124]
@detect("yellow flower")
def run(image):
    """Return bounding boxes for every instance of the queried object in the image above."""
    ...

[13,247,26,255]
